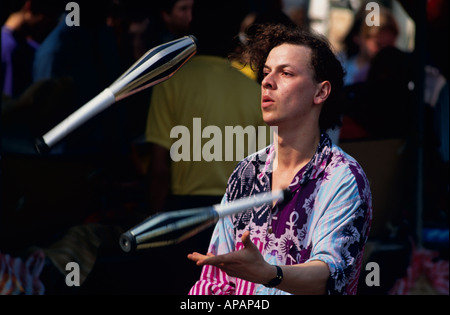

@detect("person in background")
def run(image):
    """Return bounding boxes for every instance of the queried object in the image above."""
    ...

[128,0,194,61]
[32,0,123,156]
[340,4,399,86]
[1,0,63,98]
[338,4,401,140]
[145,1,268,215]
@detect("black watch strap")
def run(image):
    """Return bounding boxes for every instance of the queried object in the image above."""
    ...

[263,265,283,288]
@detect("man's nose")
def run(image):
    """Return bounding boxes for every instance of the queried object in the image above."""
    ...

[262,73,274,89]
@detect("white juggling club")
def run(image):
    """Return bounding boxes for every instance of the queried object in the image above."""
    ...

[35,35,197,153]
[119,189,292,252]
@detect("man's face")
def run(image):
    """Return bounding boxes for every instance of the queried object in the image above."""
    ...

[162,0,194,35]
[261,43,322,130]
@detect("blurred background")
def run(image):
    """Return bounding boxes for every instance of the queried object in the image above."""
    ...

[0,0,448,295]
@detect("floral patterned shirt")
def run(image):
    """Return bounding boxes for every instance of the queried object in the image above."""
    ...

[189,133,372,295]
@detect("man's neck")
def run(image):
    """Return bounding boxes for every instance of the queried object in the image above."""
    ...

[273,124,320,172]
[270,124,320,193]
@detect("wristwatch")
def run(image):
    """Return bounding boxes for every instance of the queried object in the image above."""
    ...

[263,265,283,288]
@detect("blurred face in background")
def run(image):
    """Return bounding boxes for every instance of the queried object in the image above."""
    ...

[360,28,397,59]
[162,0,194,35]
[358,7,399,61]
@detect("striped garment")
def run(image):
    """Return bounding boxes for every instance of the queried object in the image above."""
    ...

[0,250,45,295]
[189,133,372,295]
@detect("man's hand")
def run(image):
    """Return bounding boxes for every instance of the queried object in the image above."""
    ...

[187,231,276,284]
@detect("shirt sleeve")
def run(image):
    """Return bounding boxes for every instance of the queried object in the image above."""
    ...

[188,195,237,295]
[145,82,175,150]
[305,172,372,295]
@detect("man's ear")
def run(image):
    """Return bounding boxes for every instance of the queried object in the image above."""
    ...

[313,81,331,105]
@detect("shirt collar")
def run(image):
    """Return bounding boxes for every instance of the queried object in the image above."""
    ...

[259,133,333,190]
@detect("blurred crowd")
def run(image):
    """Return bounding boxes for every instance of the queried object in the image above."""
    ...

[1,0,448,295]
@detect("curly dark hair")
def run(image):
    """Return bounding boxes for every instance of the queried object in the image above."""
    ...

[244,24,345,131]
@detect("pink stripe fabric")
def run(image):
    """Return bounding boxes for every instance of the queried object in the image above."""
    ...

[189,237,267,295]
